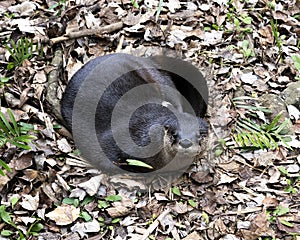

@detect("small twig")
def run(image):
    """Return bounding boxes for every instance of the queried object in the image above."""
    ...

[50,22,123,44]
[115,34,125,53]
[141,209,171,240]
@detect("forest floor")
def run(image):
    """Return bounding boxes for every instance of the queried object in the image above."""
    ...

[0,0,300,239]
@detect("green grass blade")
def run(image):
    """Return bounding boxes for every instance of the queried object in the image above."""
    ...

[7,109,19,136]
[14,135,36,143]
[9,140,31,150]
[0,111,16,136]
[266,132,278,148]
[266,112,282,132]
[0,119,9,136]
[5,42,19,63]
[241,133,250,146]
[274,118,289,135]
[248,132,260,148]
[237,119,261,132]
[261,132,274,149]
[155,0,163,22]
[0,159,11,176]
[0,135,7,146]
[235,104,272,113]
[30,38,33,56]
[17,39,23,63]
[253,132,264,149]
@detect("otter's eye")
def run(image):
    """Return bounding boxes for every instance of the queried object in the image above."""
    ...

[171,130,177,137]
[170,133,177,142]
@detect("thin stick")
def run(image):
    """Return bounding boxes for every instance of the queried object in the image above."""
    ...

[50,22,123,44]
[141,209,171,240]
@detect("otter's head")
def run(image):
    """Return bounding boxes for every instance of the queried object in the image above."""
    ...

[162,112,208,159]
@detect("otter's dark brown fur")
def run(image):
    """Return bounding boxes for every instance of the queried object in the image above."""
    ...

[61,54,208,173]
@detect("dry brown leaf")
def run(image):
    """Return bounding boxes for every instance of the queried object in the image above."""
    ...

[33,71,47,84]
[182,231,202,240]
[78,175,103,196]
[258,25,273,45]
[20,193,39,211]
[217,173,237,185]
[57,138,72,153]
[12,153,33,170]
[20,169,39,182]
[262,196,279,207]
[106,205,131,218]
[191,170,213,184]
[71,219,100,238]
[46,204,80,225]
[173,201,189,214]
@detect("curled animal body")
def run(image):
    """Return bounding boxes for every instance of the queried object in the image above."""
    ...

[61,53,208,174]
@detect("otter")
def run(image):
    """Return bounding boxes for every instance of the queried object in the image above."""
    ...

[61,53,208,173]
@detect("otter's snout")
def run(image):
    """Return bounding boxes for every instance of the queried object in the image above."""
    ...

[179,139,193,149]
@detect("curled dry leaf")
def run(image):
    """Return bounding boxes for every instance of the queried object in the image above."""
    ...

[71,219,100,238]
[106,205,131,218]
[78,175,103,196]
[57,138,72,153]
[240,72,258,84]
[217,172,238,185]
[20,193,39,211]
[46,204,80,225]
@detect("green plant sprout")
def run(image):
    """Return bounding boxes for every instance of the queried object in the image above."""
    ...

[0,109,35,176]
[0,205,43,239]
[268,205,293,228]
[0,205,25,239]
[131,0,139,8]
[230,97,291,151]
[155,0,164,22]
[225,0,253,37]
[270,19,283,54]
[292,55,300,80]
[0,159,11,176]
[241,40,255,59]
[0,77,11,88]
[5,37,34,70]
[232,112,291,150]
[278,166,298,194]
[0,109,36,150]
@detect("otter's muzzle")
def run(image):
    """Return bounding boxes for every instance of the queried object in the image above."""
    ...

[179,139,193,149]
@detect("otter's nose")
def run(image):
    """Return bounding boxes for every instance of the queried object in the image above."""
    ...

[179,139,193,149]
